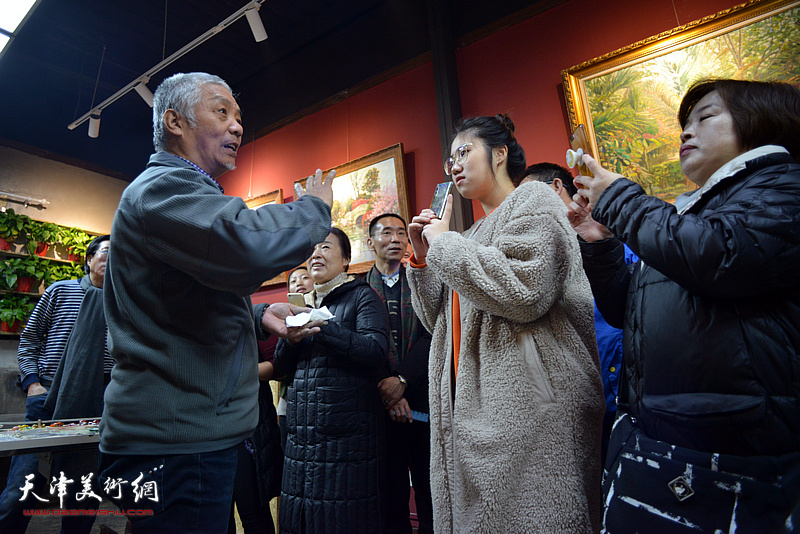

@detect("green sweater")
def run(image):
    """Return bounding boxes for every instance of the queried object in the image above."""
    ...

[100,151,331,455]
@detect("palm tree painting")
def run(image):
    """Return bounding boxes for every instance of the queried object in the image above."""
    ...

[568,1,799,202]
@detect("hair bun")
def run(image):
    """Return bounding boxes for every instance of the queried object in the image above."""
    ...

[495,113,516,135]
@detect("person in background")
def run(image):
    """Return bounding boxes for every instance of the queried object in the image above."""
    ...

[0,235,112,534]
[407,115,603,533]
[287,267,314,296]
[520,162,577,205]
[228,336,283,534]
[43,235,114,534]
[401,243,412,266]
[365,213,433,534]
[521,163,637,463]
[98,72,334,533]
[570,78,800,532]
[276,267,315,450]
[274,227,391,534]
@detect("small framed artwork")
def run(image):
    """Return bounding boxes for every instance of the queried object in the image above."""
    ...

[562,0,799,202]
[294,143,410,274]
[244,189,287,288]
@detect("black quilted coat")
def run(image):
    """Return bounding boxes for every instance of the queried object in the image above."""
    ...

[274,278,391,534]
[580,151,800,457]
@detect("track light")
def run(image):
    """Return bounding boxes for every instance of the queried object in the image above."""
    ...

[134,81,154,107]
[67,1,266,133]
[88,113,101,138]
[245,7,268,42]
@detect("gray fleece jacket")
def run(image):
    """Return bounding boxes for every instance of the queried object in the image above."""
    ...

[100,151,331,455]
[408,181,604,533]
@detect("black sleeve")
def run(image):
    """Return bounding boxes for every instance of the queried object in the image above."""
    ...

[314,286,391,370]
[579,237,632,329]
[273,337,301,379]
[592,172,800,300]
[394,323,431,390]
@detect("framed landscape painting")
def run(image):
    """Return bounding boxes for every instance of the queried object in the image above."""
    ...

[562,0,799,202]
[294,143,410,274]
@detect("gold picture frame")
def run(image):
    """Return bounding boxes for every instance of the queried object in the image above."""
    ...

[294,143,410,275]
[562,0,800,201]
[245,189,284,209]
[244,189,287,288]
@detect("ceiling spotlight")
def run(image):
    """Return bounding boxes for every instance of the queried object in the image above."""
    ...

[67,0,266,133]
[88,113,101,138]
[245,7,267,42]
[134,81,154,107]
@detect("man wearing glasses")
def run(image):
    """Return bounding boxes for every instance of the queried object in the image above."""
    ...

[366,213,433,534]
[0,235,112,534]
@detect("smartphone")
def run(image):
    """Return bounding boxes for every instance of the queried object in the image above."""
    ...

[287,293,306,307]
[567,124,594,182]
[430,182,453,219]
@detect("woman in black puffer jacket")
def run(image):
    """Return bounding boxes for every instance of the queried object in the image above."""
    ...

[570,79,800,533]
[274,227,391,534]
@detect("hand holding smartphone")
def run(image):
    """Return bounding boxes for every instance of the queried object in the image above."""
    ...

[430,182,453,219]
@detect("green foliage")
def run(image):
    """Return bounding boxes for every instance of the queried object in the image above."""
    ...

[363,168,380,193]
[59,227,94,259]
[0,294,35,325]
[0,209,29,241]
[0,256,51,290]
[330,200,344,222]
[584,6,800,198]
[24,220,63,254]
[47,262,85,286]
[0,258,24,290]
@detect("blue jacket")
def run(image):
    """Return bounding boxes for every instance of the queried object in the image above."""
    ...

[594,244,638,414]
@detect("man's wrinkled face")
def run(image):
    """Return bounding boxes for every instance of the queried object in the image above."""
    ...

[181,84,243,178]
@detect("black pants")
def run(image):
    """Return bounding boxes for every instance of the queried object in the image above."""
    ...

[603,413,800,533]
[382,419,433,534]
[229,442,274,534]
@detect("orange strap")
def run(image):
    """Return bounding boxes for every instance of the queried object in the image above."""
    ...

[452,291,460,381]
[408,254,427,269]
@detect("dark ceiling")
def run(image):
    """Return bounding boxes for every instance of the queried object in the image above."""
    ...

[0,0,553,181]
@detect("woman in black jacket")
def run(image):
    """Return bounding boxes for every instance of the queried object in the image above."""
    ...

[274,227,391,534]
[570,79,800,533]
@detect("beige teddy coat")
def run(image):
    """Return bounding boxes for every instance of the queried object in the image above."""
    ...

[407,181,604,533]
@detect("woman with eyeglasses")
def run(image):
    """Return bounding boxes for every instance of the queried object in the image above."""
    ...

[407,114,604,533]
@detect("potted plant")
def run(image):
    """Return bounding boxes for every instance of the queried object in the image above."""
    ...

[1,258,25,291]
[0,256,49,292]
[59,227,93,262]
[25,220,62,256]
[22,255,50,291]
[0,209,28,250]
[0,294,35,333]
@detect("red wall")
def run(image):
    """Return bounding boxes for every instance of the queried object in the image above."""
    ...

[219,0,742,304]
